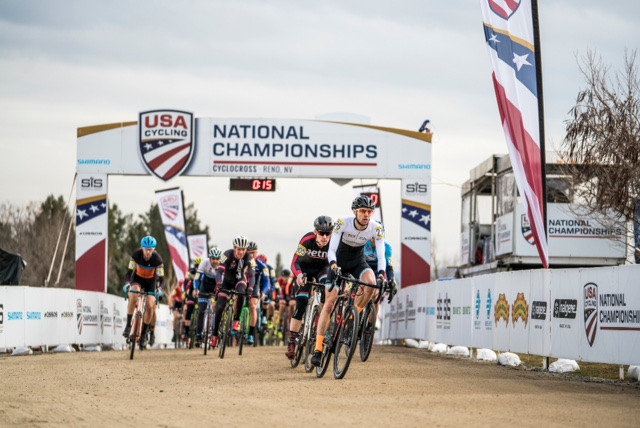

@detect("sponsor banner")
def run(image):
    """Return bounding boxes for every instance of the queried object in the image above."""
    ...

[528,269,551,356]
[187,234,208,263]
[471,275,494,349]
[98,294,127,345]
[449,277,473,347]
[24,288,75,346]
[394,285,419,339]
[77,118,432,180]
[513,205,626,259]
[435,280,454,344]
[493,270,530,354]
[76,173,108,292]
[3,286,26,348]
[74,290,101,345]
[401,183,431,286]
[495,213,514,256]
[549,269,582,359]
[155,188,189,281]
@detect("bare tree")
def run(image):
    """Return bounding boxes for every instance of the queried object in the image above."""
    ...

[562,49,640,262]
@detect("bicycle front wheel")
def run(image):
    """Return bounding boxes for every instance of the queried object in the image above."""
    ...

[238,308,249,356]
[203,310,211,355]
[129,315,140,360]
[316,310,338,378]
[359,301,376,362]
[304,306,320,373]
[219,306,234,359]
[334,306,359,379]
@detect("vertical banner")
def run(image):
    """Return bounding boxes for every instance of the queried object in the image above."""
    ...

[75,173,108,292]
[155,187,189,281]
[187,234,208,264]
[401,178,431,287]
[480,0,549,267]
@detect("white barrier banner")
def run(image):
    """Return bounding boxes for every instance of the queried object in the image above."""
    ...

[528,269,551,356]
[0,286,6,349]
[493,271,530,353]
[549,269,583,360]
[471,275,494,349]
[435,281,453,344]
[75,290,101,345]
[3,286,26,348]
[449,277,473,347]
[395,286,419,339]
[25,288,76,347]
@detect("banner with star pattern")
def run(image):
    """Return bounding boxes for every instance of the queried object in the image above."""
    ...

[401,178,431,287]
[75,173,108,292]
[155,187,189,281]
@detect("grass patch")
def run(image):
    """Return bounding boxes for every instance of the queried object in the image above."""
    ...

[516,353,628,381]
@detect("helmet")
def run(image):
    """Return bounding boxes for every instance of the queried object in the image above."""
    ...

[257,254,268,264]
[208,247,223,259]
[233,235,249,249]
[193,257,203,266]
[281,269,291,277]
[351,195,375,210]
[247,241,258,251]
[140,235,157,249]
[313,215,334,233]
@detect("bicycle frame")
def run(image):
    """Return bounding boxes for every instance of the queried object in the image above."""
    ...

[199,292,216,355]
[218,289,249,359]
[292,276,324,370]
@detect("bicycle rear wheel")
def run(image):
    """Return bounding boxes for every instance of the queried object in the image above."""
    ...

[359,301,376,362]
[290,316,305,369]
[238,308,249,356]
[218,306,234,359]
[304,306,320,373]
[334,306,359,379]
[188,305,199,349]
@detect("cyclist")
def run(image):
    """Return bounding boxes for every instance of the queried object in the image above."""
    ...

[122,235,165,348]
[209,236,255,348]
[182,257,202,344]
[247,242,270,345]
[285,215,333,360]
[364,235,396,291]
[276,268,294,341]
[257,254,277,333]
[193,247,223,347]
[169,280,185,343]
[311,196,386,367]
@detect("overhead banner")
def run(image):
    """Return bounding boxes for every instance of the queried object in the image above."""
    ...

[480,0,549,267]
[155,188,189,281]
[77,113,432,292]
[187,234,208,264]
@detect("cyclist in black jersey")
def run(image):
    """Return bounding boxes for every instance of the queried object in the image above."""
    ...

[182,258,201,343]
[208,236,255,349]
[285,215,333,360]
[122,236,165,348]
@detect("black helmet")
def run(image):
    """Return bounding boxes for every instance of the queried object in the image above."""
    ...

[351,195,375,210]
[247,241,258,251]
[281,269,291,277]
[313,215,334,233]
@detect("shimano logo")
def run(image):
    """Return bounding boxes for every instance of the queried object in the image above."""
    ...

[8,311,23,320]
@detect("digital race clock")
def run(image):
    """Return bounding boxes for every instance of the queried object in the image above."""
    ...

[229,178,276,192]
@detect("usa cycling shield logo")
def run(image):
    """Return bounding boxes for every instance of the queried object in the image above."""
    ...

[584,282,598,347]
[139,110,195,181]
[488,0,521,20]
[521,214,535,245]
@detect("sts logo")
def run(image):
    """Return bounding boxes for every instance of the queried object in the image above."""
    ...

[80,176,103,190]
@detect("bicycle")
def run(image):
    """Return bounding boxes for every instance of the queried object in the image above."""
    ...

[316,272,385,379]
[188,302,199,349]
[172,305,184,349]
[126,289,157,360]
[218,289,250,359]
[358,278,394,361]
[288,274,325,370]
[198,292,216,356]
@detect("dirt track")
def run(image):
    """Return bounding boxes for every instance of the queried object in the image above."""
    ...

[2,345,639,427]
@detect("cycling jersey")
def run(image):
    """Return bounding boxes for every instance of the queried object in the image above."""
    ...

[364,240,395,281]
[251,257,271,297]
[291,232,330,277]
[125,248,165,293]
[194,258,219,294]
[217,249,255,290]
[328,216,386,273]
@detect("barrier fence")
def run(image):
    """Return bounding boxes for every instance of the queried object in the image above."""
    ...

[380,264,640,366]
[0,287,174,350]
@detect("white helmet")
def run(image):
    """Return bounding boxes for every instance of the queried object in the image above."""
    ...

[208,247,223,259]
[232,235,249,249]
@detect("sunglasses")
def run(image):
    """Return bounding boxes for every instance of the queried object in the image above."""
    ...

[357,208,374,214]
[316,231,331,236]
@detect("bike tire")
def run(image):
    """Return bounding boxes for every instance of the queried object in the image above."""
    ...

[316,310,337,378]
[305,306,320,373]
[334,306,359,380]
[189,305,199,349]
[129,315,140,360]
[238,308,248,356]
[203,310,210,355]
[219,306,233,359]
[359,301,376,362]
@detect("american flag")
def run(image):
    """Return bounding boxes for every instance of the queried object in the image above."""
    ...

[480,0,549,267]
[140,138,193,181]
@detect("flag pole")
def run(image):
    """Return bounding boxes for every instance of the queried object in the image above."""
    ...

[531,0,548,246]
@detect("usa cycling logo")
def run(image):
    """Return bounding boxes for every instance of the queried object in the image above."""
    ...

[139,110,195,181]
[488,0,521,20]
[584,282,598,347]
[160,194,180,221]
[76,298,83,335]
[521,214,535,245]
